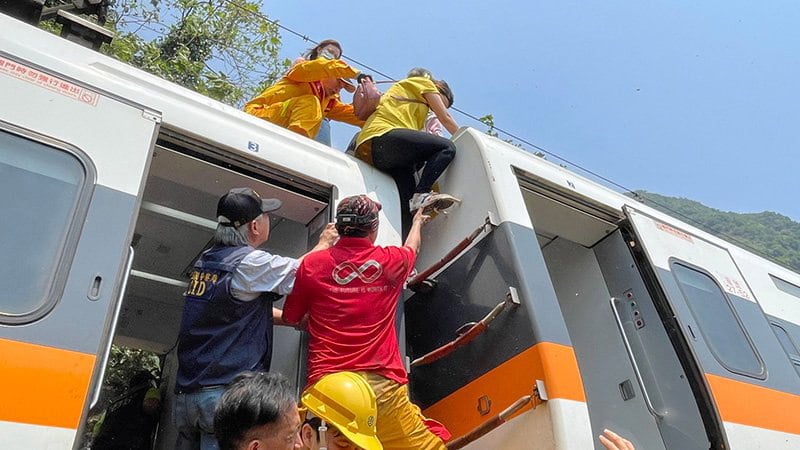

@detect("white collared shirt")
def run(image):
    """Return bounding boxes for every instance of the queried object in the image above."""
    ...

[230,249,299,301]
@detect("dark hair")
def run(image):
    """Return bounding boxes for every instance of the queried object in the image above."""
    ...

[214,371,296,450]
[307,39,342,60]
[434,79,454,108]
[304,416,322,440]
[335,194,381,238]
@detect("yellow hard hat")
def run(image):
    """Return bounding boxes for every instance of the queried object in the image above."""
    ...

[301,372,382,450]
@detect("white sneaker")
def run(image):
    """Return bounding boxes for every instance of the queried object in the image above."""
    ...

[409,192,460,214]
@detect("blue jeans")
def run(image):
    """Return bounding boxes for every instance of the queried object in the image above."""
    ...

[314,118,332,146]
[174,386,225,450]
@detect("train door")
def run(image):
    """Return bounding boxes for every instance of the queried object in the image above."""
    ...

[622,206,771,449]
[516,177,712,449]
[0,56,157,448]
[100,136,334,449]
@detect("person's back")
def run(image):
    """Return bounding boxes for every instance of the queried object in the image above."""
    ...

[290,236,412,386]
[356,77,438,151]
[176,244,277,391]
[243,39,363,140]
[173,187,337,450]
[284,194,447,450]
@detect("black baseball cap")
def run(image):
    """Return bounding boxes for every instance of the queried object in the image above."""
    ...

[217,187,282,228]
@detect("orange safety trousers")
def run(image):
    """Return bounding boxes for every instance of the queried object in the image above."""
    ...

[358,372,447,450]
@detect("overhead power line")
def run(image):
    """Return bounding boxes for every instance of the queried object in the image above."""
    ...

[212,0,787,266]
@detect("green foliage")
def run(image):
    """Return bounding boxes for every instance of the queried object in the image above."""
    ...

[478,114,501,138]
[478,114,545,158]
[40,0,288,105]
[94,345,161,413]
[632,190,800,272]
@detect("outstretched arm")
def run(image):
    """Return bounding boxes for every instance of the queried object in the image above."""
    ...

[286,59,359,82]
[326,99,366,127]
[403,208,431,254]
[424,91,459,135]
[298,223,338,264]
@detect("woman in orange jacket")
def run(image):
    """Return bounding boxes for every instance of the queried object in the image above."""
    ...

[244,40,364,139]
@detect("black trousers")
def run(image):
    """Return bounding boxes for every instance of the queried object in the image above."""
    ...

[370,129,457,236]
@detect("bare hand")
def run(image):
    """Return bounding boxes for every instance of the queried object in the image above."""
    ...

[599,429,635,450]
[318,223,339,248]
[295,313,309,331]
[413,208,431,226]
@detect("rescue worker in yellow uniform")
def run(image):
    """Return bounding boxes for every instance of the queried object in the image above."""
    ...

[244,57,365,139]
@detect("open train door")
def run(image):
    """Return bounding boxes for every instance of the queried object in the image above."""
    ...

[622,205,771,449]
[0,49,158,448]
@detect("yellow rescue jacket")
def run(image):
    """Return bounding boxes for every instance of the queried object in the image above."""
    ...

[244,59,364,128]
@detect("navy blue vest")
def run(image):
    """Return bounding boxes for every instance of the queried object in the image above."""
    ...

[176,245,274,392]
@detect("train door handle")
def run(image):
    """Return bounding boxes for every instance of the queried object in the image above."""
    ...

[610,297,663,419]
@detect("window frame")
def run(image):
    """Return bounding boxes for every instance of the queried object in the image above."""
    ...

[0,121,96,324]
[770,321,800,375]
[670,259,766,379]
[770,274,800,300]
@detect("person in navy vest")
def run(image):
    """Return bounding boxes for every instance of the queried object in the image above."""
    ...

[174,187,337,450]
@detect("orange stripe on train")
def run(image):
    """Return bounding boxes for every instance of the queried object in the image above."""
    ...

[422,342,585,438]
[0,337,95,429]
[706,373,800,435]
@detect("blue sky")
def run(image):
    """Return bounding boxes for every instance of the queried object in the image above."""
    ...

[263,1,800,220]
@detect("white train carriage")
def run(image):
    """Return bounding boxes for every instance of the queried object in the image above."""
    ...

[1,10,798,450]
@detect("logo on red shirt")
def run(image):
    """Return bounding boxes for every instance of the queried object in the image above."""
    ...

[332,260,383,285]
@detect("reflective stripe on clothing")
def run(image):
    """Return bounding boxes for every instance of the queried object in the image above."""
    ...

[359,372,447,450]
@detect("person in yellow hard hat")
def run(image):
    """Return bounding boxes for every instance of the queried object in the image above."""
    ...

[299,372,382,450]
[244,39,364,139]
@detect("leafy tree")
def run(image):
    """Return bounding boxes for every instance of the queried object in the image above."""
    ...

[41,0,288,105]
[95,345,161,412]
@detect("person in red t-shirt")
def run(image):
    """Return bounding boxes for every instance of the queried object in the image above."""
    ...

[283,194,447,450]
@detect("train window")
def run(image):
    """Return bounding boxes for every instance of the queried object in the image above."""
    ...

[0,129,86,321]
[672,263,765,377]
[770,274,800,300]
[770,322,800,375]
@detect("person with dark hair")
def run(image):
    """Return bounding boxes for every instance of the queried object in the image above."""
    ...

[290,39,347,146]
[283,194,449,450]
[213,371,301,450]
[406,68,445,137]
[353,70,460,236]
[92,370,161,450]
[305,39,342,61]
[174,187,337,450]
[244,38,364,140]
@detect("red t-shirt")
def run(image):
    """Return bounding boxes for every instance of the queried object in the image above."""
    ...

[283,237,416,386]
